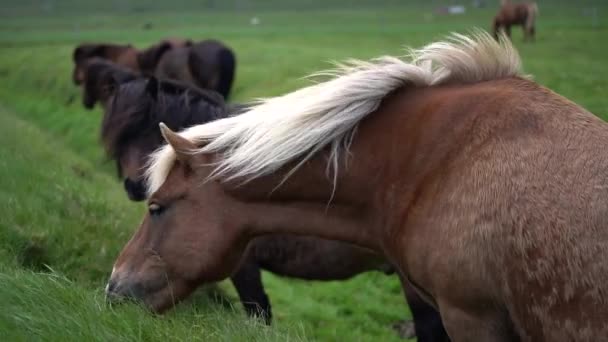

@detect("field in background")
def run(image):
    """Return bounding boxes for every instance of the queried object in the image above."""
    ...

[0,0,606,340]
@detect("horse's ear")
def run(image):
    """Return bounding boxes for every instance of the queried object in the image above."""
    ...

[159,123,197,163]
[146,77,159,100]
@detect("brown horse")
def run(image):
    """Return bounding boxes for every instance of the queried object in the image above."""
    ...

[72,43,140,85]
[80,59,136,110]
[137,39,236,99]
[101,72,447,340]
[493,0,538,41]
[108,32,608,340]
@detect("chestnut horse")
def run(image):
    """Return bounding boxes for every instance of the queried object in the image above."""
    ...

[101,72,446,340]
[493,0,538,41]
[109,32,608,339]
[140,29,606,338]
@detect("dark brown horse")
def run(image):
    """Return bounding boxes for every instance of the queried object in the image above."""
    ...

[100,73,447,340]
[101,76,226,200]
[80,59,136,109]
[108,32,608,340]
[137,39,236,99]
[72,43,140,85]
[493,0,538,41]
[72,38,234,98]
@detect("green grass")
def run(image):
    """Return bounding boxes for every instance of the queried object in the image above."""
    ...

[0,0,607,340]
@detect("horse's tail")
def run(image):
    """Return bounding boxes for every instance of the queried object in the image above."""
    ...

[188,46,235,99]
[215,48,236,100]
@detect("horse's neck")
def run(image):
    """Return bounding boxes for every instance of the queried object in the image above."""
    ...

[224,82,507,256]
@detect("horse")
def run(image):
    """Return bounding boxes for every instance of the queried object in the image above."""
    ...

[80,58,137,110]
[100,75,226,200]
[101,73,447,340]
[493,0,538,41]
[137,39,236,99]
[72,43,140,85]
[72,38,193,88]
[107,31,608,340]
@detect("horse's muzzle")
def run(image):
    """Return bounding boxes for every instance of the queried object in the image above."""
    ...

[124,178,147,202]
[105,276,147,304]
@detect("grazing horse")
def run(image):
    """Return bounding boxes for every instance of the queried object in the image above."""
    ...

[72,38,195,88]
[72,43,140,85]
[137,39,236,99]
[493,0,538,41]
[101,76,226,200]
[101,73,447,340]
[107,32,608,340]
[80,59,136,109]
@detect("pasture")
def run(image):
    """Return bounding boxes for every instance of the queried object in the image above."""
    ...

[0,0,606,340]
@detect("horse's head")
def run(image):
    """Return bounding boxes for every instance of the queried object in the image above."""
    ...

[103,76,225,202]
[72,43,136,85]
[82,58,135,109]
[102,76,161,201]
[106,126,248,312]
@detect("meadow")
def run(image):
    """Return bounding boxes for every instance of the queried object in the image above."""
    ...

[0,0,606,340]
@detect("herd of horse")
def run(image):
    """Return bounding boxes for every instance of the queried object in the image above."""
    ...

[67,2,608,342]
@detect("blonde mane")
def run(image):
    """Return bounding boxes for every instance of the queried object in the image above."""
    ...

[146,31,522,194]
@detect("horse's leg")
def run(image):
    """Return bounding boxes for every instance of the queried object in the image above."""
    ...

[492,19,501,40]
[400,278,450,342]
[529,26,536,42]
[406,286,450,341]
[523,24,530,42]
[230,258,272,325]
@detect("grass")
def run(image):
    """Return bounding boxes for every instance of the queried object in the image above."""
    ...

[0,0,606,340]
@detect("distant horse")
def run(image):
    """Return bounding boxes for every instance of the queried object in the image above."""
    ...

[80,59,136,109]
[137,39,236,99]
[72,43,140,85]
[493,0,538,41]
[71,38,198,88]
[101,73,447,340]
[108,32,608,340]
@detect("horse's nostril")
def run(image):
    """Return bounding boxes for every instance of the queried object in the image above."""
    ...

[105,278,118,295]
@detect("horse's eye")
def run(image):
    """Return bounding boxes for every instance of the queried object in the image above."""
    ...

[148,203,164,216]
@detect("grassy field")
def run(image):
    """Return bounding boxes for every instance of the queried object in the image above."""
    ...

[0,0,607,340]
